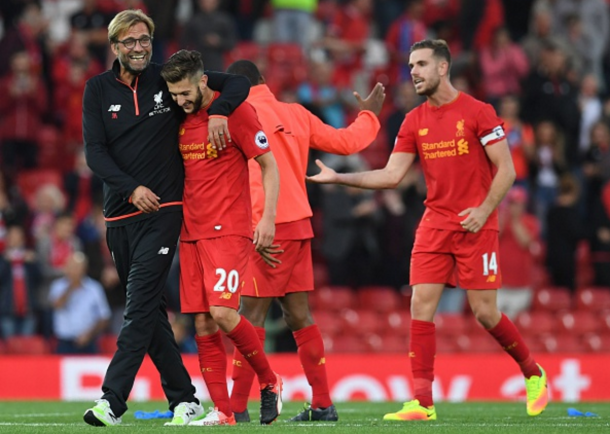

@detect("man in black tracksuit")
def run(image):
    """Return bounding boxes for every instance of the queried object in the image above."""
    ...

[82,9,250,427]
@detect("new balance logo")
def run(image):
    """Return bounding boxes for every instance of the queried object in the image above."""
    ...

[158,247,169,255]
[108,105,122,112]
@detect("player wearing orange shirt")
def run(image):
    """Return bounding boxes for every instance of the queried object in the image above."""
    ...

[225,59,385,422]
[308,40,548,421]
[161,50,282,426]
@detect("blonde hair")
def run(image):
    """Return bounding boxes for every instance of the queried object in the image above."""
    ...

[108,9,155,44]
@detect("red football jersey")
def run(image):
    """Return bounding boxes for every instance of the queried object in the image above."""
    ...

[179,93,270,241]
[393,92,506,231]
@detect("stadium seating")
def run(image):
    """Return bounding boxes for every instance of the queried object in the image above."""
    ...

[455,334,502,353]
[267,43,305,65]
[515,311,557,335]
[312,286,355,312]
[313,310,345,337]
[434,314,468,338]
[557,311,600,335]
[326,335,368,353]
[342,309,384,335]
[582,333,610,352]
[357,286,401,313]
[436,335,460,353]
[539,333,586,353]
[385,310,410,337]
[531,287,572,312]
[5,336,50,355]
[575,287,610,312]
[16,168,64,209]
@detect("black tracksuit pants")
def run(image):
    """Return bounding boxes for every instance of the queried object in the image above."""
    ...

[101,210,196,416]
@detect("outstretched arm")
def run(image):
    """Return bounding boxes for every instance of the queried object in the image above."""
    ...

[306,152,417,190]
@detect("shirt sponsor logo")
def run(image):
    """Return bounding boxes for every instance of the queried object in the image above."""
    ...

[108,105,121,112]
[420,138,470,159]
[419,128,428,136]
[456,119,465,137]
[255,130,269,149]
[457,139,469,155]
[149,90,171,117]
[179,142,218,160]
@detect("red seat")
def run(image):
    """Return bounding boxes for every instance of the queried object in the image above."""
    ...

[435,314,468,338]
[575,287,610,312]
[455,334,502,353]
[313,310,345,336]
[5,336,50,355]
[312,263,329,290]
[385,310,410,337]
[326,335,368,353]
[436,336,459,353]
[342,309,383,334]
[515,311,556,334]
[357,286,400,313]
[531,287,572,312]
[98,334,117,354]
[267,43,304,65]
[376,334,407,353]
[539,333,586,353]
[523,335,547,353]
[225,41,265,65]
[313,286,355,312]
[582,333,610,352]
[557,311,600,335]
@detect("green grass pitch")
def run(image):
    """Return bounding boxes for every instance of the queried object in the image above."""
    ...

[0,401,608,433]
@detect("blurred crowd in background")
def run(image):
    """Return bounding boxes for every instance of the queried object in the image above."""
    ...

[1,0,610,356]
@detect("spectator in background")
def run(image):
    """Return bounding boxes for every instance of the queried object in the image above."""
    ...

[49,251,110,354]
[589,182,610,287]
[498,95,536,189]
[385,0,427,83]
[386,81,423,153]
[498,187,540,319]
[64,149,103,225]
[531,120,567,231]
[225,0,266,42]
[37,212,82,296]
[478,27,529,106]
[321,157,381,288]
[0,50,48,178]
[521,41,581,164]
[320,0,371,88]
[180,0,238,72]
[0,225,42,338]
[29,184,65,244]
[582,121,610,224]
[297,60,346,128]
[70,0,111,66]
[142,0,178,63]
[546,174,582,291]
[578,74,603,156]
[271,0,318,48]
[0,173,29,249]
[458,0,504,52]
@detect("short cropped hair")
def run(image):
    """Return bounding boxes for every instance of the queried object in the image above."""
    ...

[410,39,452,69]
[226,60,262,87]
[108,9,155,44]
[160,50,204,84]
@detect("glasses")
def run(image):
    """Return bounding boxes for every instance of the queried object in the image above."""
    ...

[116,36,153,50]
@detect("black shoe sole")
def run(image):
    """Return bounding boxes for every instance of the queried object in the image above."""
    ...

[83,410,106,427]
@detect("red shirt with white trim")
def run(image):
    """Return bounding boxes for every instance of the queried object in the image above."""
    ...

[393,92,505,232]
[179,92,270,241]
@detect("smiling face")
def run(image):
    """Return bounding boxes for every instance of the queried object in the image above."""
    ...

[111,22,152,77]
[167,74,209,114]
[408,48,446,97]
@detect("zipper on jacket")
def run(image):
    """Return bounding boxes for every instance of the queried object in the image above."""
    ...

[115,75,140,116]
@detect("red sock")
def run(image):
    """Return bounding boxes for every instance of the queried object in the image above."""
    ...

[230,326,265,412]
[487,313,541,378]
[195,331,231,415]
[227,316,275,385]
[410,319,436,407]
[294,324,332,409]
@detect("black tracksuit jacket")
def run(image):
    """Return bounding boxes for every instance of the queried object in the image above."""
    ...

[83,60,249,227]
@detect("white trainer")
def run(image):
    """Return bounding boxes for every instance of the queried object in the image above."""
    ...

[189,407,237,426]
[83,399,122,426]
[164,401,204,426]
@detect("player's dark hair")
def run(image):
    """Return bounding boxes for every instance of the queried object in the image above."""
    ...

[161,49,204,84]
[410,39,452,69]
[226,60,262,87]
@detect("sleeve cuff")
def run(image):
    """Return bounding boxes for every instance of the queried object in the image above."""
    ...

[209,115,228,120]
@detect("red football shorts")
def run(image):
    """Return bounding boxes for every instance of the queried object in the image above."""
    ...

[179,236,252,313]
[242,239,314,297]
[410,227,502,290]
